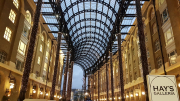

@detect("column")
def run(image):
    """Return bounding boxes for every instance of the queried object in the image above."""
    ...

[109,51,114,101]
[117,33,125,101]
[135,0,149,101]
[98,70,100,101]
[85,72,87,91]
[18,0,42,100]
[50,32,62,100]
[105,63,109,101]
[92,75,94,100]
[67,61,74,101]
[62,51,70,99]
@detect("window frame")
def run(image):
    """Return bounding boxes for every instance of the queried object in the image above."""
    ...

[37,56,41,65]
[164,27,174,45]
[4,27,12,42]
[13,0,19,9]
[40,44,43,52]
[161,8,169,24]
[157,57,163,69]
[155,39,160,52]
[9,9,16,24]
[18,40,26,55]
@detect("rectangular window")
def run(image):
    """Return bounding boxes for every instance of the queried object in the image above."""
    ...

[164,27,174,45]
[168,50,177,65]
[0,51,7,63]
[40,44,42,52]
[157,57,163,69]
[18,40,26,55]
[37,56,41,64]
[9,9,16,23]
[46,51,49,59]
[145,34,148,42]
[13,0,19,9]
[15,59,24,71]
[44,63,47,72]
[22,26,29,38]
[4,27,12,41]
[147,49,150,58]
[155,40,160,52]
[161,8,169,24]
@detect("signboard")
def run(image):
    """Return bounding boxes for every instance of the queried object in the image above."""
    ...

[147,75,179,101]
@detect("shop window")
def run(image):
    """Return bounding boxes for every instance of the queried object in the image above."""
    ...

[37,56,41,64]
[164,27,174,45]
[9,9,16,23]
[168,50,177,65]
[4,27,12,41]
[15,59,24,71]
[161,8,169,24]
[13,0,19,9]
[155,40,160,52]
[153,23,157,34]
[0,51,7,63]
[157,57,163,69]
[18,40,26,55]
[40,44,43,52]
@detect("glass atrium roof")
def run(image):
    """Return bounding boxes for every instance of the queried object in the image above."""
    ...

[34,0,145,72]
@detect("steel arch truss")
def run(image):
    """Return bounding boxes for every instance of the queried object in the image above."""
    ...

[39,0,148,73]
[59,0,120,71]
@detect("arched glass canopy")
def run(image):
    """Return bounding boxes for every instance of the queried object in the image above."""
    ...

[34,0,145,74]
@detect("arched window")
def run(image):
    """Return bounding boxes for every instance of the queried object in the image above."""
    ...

[25,11,31,24]
[13,0,19,9]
